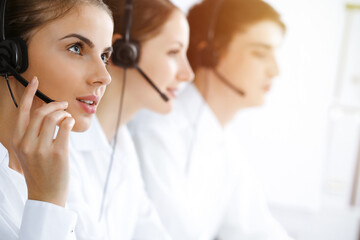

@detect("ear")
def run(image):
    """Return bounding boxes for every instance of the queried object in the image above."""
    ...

[196,40,208,51]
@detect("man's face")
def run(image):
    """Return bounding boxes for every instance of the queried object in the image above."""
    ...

[217,20,284,107]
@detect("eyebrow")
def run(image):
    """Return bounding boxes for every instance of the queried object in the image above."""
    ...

[171,41,184,48]
[249,42,272,50]
[60,33,113,53]
[104,46,113,53]
[60,33,94,48]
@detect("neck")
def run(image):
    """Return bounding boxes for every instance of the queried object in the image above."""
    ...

[194,68,247,127]
[0,77,24,174]
[96,66,142,141]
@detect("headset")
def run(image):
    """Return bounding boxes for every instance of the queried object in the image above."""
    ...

[0,0,54,107]
[111,0,169,102]
[197,0,245,97]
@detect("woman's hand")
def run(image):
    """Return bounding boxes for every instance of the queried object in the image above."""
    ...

[11,76,75,207]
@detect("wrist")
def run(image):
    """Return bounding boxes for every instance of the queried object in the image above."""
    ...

[28,192,67,207]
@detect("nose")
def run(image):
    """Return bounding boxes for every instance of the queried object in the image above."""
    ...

[267,55,279,78]
[177,56,194,83]
[87,58,112,86]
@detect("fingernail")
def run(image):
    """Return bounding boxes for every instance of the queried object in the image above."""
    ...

[30,76,37,85]
[62,101,68,107]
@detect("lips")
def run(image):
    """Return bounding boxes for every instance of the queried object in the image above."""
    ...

[263,83,272,92]
[263,86,271,92]
[76,95,100,114]
[166,87,179,98]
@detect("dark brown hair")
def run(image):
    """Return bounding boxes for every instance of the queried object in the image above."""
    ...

[5,0,112,42]
[187,0,286,71]
[104,0,178,43]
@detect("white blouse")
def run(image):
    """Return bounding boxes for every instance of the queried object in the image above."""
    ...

[67,117,170,240]
[0,143,77,240]
[129,83,293,240]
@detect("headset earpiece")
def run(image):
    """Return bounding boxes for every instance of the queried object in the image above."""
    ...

[0,0,53,104]
[111,38,140,68]
[0,0,29,76]
[0,37,28,75]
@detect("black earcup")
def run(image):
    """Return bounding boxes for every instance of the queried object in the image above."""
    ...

[111,38,140,68]
[0,37,28,75]
[197,44,219,69]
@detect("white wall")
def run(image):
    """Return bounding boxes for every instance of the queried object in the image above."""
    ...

[234,0,345,210]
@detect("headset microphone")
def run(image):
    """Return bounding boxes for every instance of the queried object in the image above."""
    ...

[213,69,245,96]
[0,0,54,106]
[111,0,169,102]
[134,64,169,101]
[198,0,245,97]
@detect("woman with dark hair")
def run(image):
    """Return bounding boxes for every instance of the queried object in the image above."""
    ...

[0,0,113,239]
[129,0,293,239]
[67,0,193,239]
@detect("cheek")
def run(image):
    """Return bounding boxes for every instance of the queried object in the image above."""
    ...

[142,55,177,88]
[24,51,84,101]
[235,59,265,85]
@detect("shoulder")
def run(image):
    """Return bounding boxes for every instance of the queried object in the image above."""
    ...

[129,84,202,133]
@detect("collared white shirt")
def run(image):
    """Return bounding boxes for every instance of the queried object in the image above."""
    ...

[0,143,77,240]
[67,117,171,240]
[129,83,293,240]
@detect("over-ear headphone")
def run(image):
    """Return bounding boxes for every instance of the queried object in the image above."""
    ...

[111,0,139,68]
[197,0,245,96]
[111,0,169,102]
[0,0,54,106]
[0,0,28,75]
[197,0,224,69]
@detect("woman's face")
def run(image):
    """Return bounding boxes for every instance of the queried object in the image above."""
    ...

[128,10,194,114]
[21,5,113,132]
[216,20,284,107]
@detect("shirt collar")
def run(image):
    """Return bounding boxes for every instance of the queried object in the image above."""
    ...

[0,142,9,168]
[179,83,224,141]
[70,116,112,152]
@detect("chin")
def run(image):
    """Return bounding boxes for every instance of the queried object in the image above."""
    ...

[149,101,173,115]
[71,116,93,132]
[245,96,265,108]
[254,98,266,107]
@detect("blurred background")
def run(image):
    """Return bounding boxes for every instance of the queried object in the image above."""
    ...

[170,0,360,239]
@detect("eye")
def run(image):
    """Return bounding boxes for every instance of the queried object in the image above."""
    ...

[101,53,111,65]
[252,50,267,59]
[168,49,180,56]
[68,42,83,55]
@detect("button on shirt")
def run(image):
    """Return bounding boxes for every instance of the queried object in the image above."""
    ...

[129,84,293,240]
[0,143,77,240]
[67,117,171,240]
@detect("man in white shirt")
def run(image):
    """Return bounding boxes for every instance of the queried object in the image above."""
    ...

[129,0,293,239]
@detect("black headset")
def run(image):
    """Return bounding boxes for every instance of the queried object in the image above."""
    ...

[197,0,245,96]
[0,0,54,107]
[111,0,169,102]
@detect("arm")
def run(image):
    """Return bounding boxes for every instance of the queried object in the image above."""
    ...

[129,118,193,239]
[1,76,77,239]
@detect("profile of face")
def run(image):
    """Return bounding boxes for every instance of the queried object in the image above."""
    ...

[127,10,194,114]
[21,5,113,132]
[216,20,284,107]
